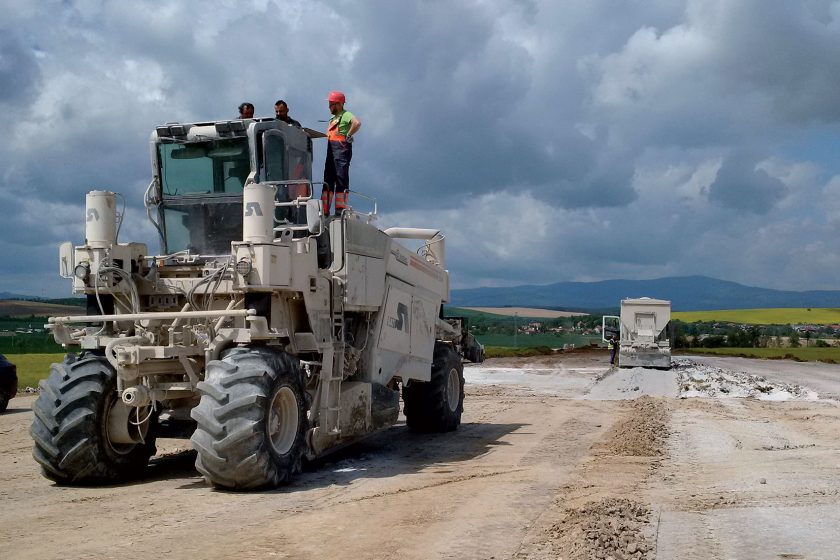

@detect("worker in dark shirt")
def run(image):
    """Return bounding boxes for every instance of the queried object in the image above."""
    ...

[275,100,301,127]
[238,102,254,119]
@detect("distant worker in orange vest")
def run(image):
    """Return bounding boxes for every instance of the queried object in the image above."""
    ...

[322,90,361,216]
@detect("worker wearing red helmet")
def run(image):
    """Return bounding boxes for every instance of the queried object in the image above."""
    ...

[322,90,361,216]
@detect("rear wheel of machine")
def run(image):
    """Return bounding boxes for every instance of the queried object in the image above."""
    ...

[403,342,464,432]
[30,354,157,484]
[190,347,308,490]
[0,395,8,413]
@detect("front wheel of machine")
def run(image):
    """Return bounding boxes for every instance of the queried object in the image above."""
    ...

[403,342,464,433]
[190,347,308,490]
[30,354,157,484]
[0,395,8,413]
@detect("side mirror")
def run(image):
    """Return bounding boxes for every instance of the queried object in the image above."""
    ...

[59,242,74,278]
[306,199,323,234]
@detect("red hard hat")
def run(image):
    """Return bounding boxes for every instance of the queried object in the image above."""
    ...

[327,91,346,103]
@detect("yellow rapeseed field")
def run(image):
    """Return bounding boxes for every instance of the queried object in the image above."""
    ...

[673,308,840,325]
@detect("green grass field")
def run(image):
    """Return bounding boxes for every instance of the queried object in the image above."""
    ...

[7,353,65,389]
[673,308,840,325]
[681,346,840,362]
[475,333,602,348]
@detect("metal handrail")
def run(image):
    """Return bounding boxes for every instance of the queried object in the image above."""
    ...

[267,180,326,236]
[346,189,377,219]
[49,308,256,325]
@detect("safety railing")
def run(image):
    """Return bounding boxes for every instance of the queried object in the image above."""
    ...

[345,189,378,224]
[259,180,325,236]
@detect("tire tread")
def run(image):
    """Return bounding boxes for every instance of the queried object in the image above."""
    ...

[190,347,307,490]
[30,355,156,484]
[403,342,464,433]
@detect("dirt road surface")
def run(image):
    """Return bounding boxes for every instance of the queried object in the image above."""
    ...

[2,351,839,559]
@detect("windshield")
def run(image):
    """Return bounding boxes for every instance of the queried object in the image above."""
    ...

[161,199,242,256]
[158,138,250,196]
[154,129,313,255]
[157,138,250,255]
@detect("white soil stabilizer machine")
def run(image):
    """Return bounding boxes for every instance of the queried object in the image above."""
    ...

[30,117,484,489]
[602,297,672,369]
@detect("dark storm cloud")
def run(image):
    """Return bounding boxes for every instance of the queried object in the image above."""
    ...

[3,0,840,296]
[710,1,840,124]
[552,150,637,208]
[0,30,41,105]
[344,2,537,207]
[340,1,650,211]
[708,154,787,214]
[365,0,840,290]
[586,1,840,150]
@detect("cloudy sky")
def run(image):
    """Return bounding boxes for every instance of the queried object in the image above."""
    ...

[2,0,840,297]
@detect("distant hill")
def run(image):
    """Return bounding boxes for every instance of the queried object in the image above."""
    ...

[0,300,86,317]
[0,292,34,300]
[450,276,840,312]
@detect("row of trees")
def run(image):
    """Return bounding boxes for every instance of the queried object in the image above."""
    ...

[461,314,594,337]
[456,310,821,348]
[672,321,837,349]
[10,307,831,354]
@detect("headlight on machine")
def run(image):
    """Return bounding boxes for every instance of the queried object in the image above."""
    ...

[235,258,253,276]
[73,262,91,282]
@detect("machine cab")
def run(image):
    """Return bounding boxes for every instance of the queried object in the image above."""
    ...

[151,120,313,256]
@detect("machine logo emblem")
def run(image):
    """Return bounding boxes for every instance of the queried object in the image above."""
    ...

[390,250,408,265]
[86,209,100,222]
[388,303,409,332]
[244,202,263,217]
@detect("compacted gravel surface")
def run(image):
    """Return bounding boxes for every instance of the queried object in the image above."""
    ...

[2,350,839,559]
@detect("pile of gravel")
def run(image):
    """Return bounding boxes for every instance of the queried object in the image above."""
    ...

[602,396,669,457]
[673,359,818,401]
[544,498,653,560]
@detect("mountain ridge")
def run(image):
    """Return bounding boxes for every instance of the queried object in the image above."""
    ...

[5,277,840,314]
[450,275,840,312]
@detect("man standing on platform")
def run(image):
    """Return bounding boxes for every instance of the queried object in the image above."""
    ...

[321,90,361,216]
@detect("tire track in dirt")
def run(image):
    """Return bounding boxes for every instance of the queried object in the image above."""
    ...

[9,353,837,559]
[515,396,671,560]
[651,395,840,559]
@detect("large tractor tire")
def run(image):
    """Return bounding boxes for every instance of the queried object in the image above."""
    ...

[190,347,308,490]
[30,354,157,484]
[0,395,8,414]
[403,342,464,433]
